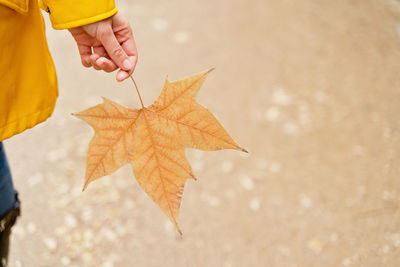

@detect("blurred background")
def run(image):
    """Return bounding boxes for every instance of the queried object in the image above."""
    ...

[4,0,400,266]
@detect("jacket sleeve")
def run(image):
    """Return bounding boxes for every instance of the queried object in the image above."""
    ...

[39,0,118,30]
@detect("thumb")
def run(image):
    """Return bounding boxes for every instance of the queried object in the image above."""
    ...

[98,26,132,71]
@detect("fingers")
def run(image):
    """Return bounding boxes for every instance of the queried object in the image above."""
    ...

[119,28,138,76]
[120,39,137,76]
[77,44,92,68]
[113,56,135,81]
[69,28,92,68]
[96,57,118,73]
[73,13,138,79]
[89,54,118,73]
[97,26,132,72]
[89,54,101,70]
[92,45,106,58]
[116,69,129,82]
[111,13,138,77]
[88,46,118,72]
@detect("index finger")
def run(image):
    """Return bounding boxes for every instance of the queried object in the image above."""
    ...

[120,34,138,75]
[98,27,132,71]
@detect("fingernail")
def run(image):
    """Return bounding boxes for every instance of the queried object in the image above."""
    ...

[117,72,128,81]
[123,59,132,70]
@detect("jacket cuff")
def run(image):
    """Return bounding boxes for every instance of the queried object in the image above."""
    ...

[39,0,117,30]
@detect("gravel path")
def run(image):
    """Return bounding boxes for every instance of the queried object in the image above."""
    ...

[4,0,400,266]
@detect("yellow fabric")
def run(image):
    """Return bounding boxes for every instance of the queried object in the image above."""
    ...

[40,0,117,30]
[0,0,117,141]
[0,0,28,14]
[0,0,57,141]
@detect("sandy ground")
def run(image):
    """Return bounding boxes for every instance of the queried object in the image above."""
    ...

[3,0,400,266]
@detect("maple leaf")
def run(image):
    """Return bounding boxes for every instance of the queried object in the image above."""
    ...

[73,69,246,233]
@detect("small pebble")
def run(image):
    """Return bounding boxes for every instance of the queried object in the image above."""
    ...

[28,172,44,187]
[249,198,260,211]
[164,220,174,233]
[46,149,66,163]
[307,238,322,254]
[54,226,67,237]
[44,237,57,252]
[380,245,390,254]
[269,161,281,173]
[192,150,205,159]
[56,118,67,127]
[298,105,310,125]
[81,208,93,222]
[192,160,204,172]
[299,194,312,208]
[109,190,121,201]
[330,232,338,242]
[12,226,25,238]
[390,233,400,247]
[240,175,254,191]
[84,230,94,241]
[384,127,391,139]
[123,200,135,209]
[221,160,233,173]
[102,261,114,267]
[208,196,220,207]
[83,96,101,107]
[61,257,71,266]
[27,223,37,234]
[65,214,78,228]
[382,191,395,200]
[115,226,128,236]
[264,107,280,121]
[103,228,117,241]
[342,258,351,266]
[173,31,190,44]
[152,18,168,31]
[272,89,292,106]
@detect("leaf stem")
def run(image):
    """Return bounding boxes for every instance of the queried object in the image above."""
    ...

[130,76,145,108]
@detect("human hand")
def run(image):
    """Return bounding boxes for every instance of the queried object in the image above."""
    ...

[69,12,138,82]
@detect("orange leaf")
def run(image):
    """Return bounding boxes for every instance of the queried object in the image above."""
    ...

[73,69,246,234]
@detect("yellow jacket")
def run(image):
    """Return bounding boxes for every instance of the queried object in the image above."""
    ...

[0,0,117,141]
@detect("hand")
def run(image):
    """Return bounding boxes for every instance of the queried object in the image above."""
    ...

[69,12,138,82]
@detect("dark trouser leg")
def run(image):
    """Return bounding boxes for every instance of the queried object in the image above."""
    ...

[0,205,20,267]
[0,227,9,267]
[0,143,20,267]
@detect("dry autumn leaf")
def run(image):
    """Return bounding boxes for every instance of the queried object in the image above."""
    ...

[73,69,246,234]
